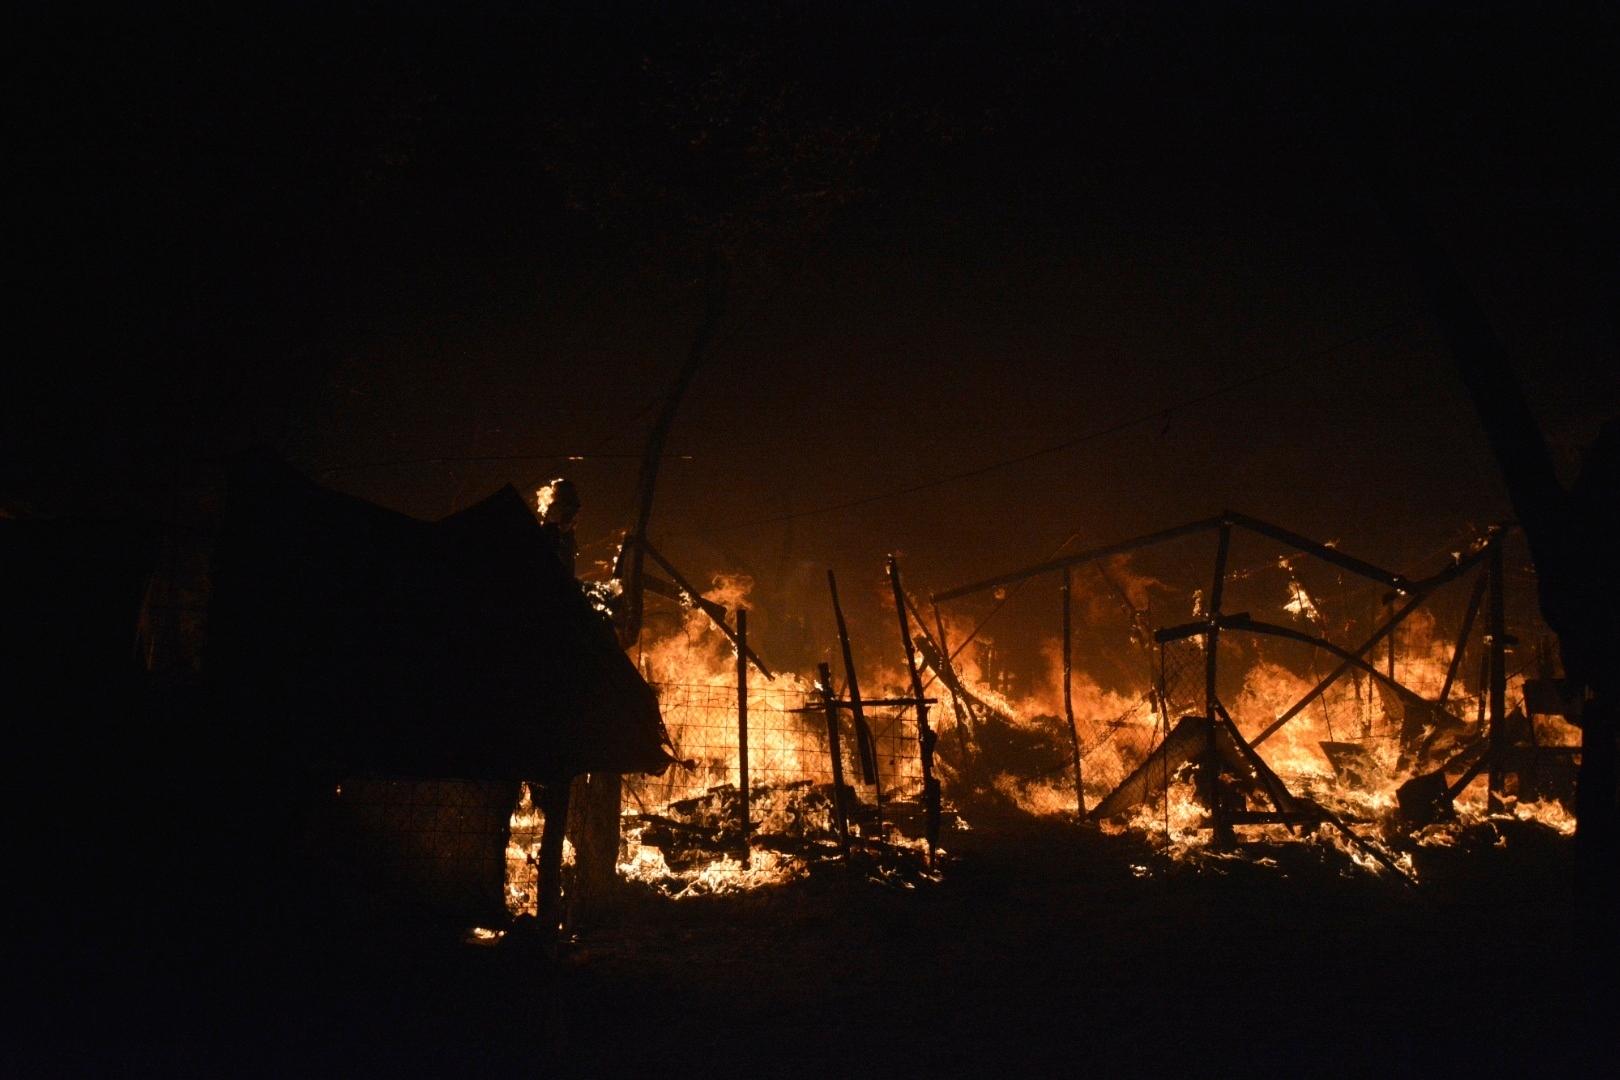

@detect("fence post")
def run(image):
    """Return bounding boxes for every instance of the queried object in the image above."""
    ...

[1063,567,1084,817]
[737,607,750,865]
[817,662,852,856]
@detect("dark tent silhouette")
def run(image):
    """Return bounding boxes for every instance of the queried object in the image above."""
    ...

[210,451,672,784]
[208,452,672,921]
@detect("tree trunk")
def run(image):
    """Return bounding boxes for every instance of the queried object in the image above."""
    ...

[1360,136,1618,886]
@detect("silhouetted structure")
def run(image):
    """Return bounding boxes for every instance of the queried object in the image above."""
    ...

[209,452,672,927]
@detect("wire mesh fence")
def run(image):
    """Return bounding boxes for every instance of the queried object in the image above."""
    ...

[626,680,926,814]
[590,678,935,892]
[506,665,936,905]
[320,777,519,925]
[1159,638,1205,719]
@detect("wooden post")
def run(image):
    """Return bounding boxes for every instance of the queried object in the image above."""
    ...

[1204,521,1233,847]
[1488,536,1507,811]
[828,570,883,839]
[817,662,852,856]
[535,781,573,954]
[887,556,940,862]
[736,608,750,864]
[1063,567,1085,817]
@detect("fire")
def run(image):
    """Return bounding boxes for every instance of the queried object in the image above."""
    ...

[1280,560,1322,623]
[505,783,574,918]
[503,572,936,907]
[1229,659,1339,777]
[631,575,824,812]
[916,541,1575,883]
[501,530,1576,912]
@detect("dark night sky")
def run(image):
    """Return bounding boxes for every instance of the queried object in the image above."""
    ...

[10,3,1616,675]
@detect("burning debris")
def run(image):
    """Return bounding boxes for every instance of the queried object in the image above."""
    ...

[493,508,1579,919]
[496,565,949,908]
[918,512,1579,882]
[199,459,1581,931]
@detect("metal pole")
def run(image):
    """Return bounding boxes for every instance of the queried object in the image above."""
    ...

[736,608,750,864]
[817,662,851,856]
[932,516,1226,602]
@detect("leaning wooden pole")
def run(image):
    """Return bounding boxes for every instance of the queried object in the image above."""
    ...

[614,250,726,647]
[828,570,883,839]
[816,662,852,857]
[887,556,940,862]
[1487,536,1507,812]
[1062,567,1084,817]
[933,601,977,775]
[736,608,751,864]
[642,538,772,677]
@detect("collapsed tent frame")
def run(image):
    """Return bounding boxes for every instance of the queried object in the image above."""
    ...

[932,512,1531,851]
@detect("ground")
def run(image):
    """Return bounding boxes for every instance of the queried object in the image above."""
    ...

[12,817,1610,1078]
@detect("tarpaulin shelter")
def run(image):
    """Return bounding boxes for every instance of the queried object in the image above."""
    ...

[209,452,672,921]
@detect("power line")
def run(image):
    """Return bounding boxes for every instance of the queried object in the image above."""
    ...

[712,315,1415,534]
[314,452,691,475]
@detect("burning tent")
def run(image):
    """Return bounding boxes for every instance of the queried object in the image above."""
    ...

[209,451,672,922]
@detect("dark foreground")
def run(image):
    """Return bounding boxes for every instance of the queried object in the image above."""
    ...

[11,817,1613,1078]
